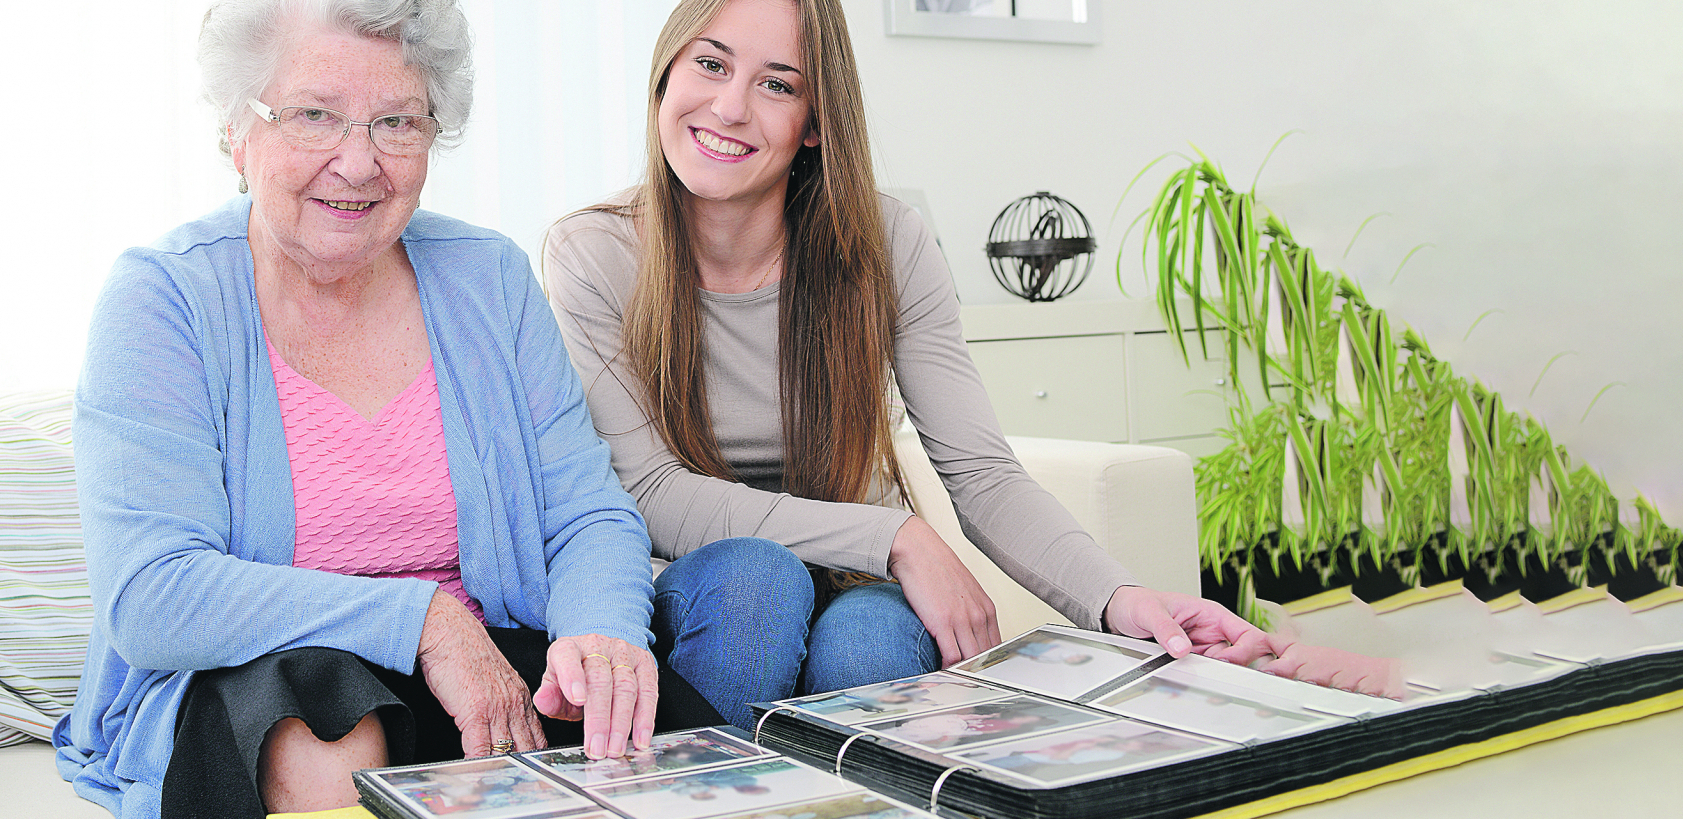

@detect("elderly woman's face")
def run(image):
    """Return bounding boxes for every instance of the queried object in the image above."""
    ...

[234,28,429,275]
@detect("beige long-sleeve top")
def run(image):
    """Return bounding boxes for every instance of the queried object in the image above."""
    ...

[543,194,1137,630]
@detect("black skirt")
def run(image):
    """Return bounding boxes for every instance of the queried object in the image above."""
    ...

[159,627,722,819]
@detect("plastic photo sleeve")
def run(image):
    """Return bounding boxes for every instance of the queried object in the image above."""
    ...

[587,758,861,819]
[782,672,1012,725]
[1093,672,1345,743]
[955,719,1234,786]
[859,695,1106,751]
[952,627,1160,700]
[362,756,595,819]
[711,790,938,819]
[522,728,768,787]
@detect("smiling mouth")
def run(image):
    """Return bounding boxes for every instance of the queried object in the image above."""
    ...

[692,128,753,157]
[320,199,375,212]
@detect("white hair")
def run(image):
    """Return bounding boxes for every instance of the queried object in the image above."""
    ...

[198,0,473,158]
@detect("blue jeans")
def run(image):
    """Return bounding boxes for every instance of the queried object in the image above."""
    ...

[652,537,941,729]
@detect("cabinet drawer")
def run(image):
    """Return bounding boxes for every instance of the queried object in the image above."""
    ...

[1129,331,1232,441]
[966,335,1127,442]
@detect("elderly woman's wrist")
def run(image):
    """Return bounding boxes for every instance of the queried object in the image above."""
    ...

[417,587,475,658]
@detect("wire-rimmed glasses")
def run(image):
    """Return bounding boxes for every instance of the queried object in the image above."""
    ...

[247,99,440,156]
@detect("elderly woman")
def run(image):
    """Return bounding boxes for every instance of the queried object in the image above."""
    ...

[51,1,712,817]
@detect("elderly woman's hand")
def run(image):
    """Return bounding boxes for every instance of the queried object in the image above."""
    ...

[415,590,547,757]
[534,634,659,760]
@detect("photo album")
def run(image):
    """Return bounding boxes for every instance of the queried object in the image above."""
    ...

[749,624,1683,819]
[355,624,1683,819]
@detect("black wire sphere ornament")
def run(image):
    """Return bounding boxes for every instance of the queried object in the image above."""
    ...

[986,191,1097,302]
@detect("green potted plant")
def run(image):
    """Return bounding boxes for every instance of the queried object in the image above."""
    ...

[1121,145,1674,616]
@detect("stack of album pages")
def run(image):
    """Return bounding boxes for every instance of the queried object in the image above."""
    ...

[749,624,1683,819]
[353,726,944,819]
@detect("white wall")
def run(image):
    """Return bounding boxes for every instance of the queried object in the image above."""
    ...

[845,0,1683,522]
[4,0,1680,524]
[0,0,676,394]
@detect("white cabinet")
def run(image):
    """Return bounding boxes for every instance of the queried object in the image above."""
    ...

[960,300,1246,457]
[965,333,1129,443]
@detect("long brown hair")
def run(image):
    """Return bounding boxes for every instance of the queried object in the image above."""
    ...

[621,0,906,508]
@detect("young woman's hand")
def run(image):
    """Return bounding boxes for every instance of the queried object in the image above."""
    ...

[1252,641,1404,699]
[888,516,1002,667]
[415,590,548,758]
[534,635,660,759]
[1103,586,1282,665]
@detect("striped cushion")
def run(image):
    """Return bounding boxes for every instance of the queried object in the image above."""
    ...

[0,390,88,745]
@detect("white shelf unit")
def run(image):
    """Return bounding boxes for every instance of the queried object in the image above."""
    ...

[960,300,1253,459]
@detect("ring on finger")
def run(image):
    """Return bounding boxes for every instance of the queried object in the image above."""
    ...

[611,663,634,671]
[491,739,515,754]
[583,652,609,662]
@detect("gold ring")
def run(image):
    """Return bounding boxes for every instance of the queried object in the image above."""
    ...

[611,663,634,671]
[583,653,609,662]
[491,739,515,754]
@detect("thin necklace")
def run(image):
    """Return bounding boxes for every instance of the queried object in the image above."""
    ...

[751,247,785,291]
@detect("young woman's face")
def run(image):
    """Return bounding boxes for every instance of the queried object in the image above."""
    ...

[658,0,820,209]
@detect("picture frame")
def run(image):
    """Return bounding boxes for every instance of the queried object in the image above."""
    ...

[882,0,1101,45]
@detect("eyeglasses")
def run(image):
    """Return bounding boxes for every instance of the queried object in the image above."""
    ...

[246,99,440,156]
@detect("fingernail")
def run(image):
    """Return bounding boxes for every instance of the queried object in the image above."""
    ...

[1169,636,1191,655]
[587,734,604,758]
[570,683,586,704]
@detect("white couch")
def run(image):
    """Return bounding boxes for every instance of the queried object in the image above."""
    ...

[0,390,1198,816]
[893,426,1199,639]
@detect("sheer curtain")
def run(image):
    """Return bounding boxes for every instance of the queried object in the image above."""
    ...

[0,0,676,392]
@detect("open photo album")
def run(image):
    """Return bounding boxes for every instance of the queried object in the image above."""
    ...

[750,624,1683,819]
[355,624,1683,819]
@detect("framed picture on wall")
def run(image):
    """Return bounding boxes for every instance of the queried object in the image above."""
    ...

[884,0,1101,45]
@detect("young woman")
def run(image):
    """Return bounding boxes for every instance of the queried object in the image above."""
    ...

[543,0,1280,729]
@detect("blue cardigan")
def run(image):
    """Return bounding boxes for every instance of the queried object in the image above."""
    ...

[53,198,655,818]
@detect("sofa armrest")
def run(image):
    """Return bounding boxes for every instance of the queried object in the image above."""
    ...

[894,429,1199,640]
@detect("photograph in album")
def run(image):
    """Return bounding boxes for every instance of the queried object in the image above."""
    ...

[357,756,595,819]
[588,757,860,819]
[708,791,936,819]
[954,627,1160,701]
[521,727,767,787]
[1094,672,1342,743]
[953,719,1233,786]
[1124,649,1401,720]
[782,672,1009,725]
[858,694,1106,751]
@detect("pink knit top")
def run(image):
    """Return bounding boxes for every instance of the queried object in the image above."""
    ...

[267,336,484,623]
